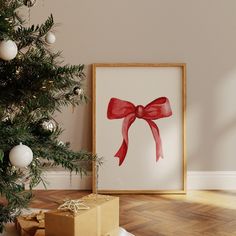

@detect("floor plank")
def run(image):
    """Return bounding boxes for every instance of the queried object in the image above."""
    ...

[29,190,236,236]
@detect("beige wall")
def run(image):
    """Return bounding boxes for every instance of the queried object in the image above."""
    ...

[29,0,236,171]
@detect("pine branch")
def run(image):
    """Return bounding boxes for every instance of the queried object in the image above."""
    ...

[0,1,100,232]
[38,14,54,37]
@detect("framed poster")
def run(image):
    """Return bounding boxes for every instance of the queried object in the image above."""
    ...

[92,63,186,194]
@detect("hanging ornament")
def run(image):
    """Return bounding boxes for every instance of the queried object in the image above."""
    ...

[1,115,10,122]
[65,93,73,101]
[37,118,58,135]
[1,105,19,122]
[45,32,56,44]
[73,86,83,96]
[9,143,33,168]
[0,40,18,61]
[57,140,65,146]
[23,0,36,7]
[23,0,36,24]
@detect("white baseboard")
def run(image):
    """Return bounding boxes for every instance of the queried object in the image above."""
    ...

[32,170,236,190]
[187,171,236,190]
[33,170,92,190]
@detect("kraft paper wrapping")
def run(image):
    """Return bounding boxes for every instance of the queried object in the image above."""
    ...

[15,216,44,236]
[45,194,119,236]
[81,194,119,236]
[34,229,45,236]
[103,228,120,236]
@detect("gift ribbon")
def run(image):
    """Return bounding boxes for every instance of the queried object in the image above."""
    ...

[58,199,90,214]
[107,97,172,166]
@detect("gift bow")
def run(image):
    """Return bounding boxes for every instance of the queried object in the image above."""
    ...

[107,97,172,166]
[58,199,90,214]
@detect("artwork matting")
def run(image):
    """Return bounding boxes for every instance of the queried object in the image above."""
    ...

[92,63,186,194]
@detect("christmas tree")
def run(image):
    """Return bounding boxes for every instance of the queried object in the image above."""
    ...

[0,0,97,232]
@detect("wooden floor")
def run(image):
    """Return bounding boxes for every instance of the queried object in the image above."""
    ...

[30,190,236,236]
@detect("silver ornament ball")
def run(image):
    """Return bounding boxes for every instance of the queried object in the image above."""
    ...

[41,118,57,132]
[73,87,83,96]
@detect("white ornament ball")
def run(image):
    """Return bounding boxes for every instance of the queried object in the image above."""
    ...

[45,32,56,44]
[0,40,18,61]
[9,143,33,168]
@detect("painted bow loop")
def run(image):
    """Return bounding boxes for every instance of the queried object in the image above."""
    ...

[107,97,172,166]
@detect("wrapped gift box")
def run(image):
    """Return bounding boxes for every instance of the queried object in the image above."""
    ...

[15,211,45,236]
[34,229,45,236]
[103,228,120,236]
[81,194,119,236]
[45,194,119,236]
[45,206,97,236]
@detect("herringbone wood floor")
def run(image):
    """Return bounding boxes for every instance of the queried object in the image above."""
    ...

[30,190,236,236]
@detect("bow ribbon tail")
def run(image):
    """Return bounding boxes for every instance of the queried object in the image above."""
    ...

[115,114,136,166]
[146,120,163,161]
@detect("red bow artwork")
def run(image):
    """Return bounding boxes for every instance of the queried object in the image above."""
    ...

[107,97,172,166]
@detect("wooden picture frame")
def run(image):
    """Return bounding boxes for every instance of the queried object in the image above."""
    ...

[92,63,186,194]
